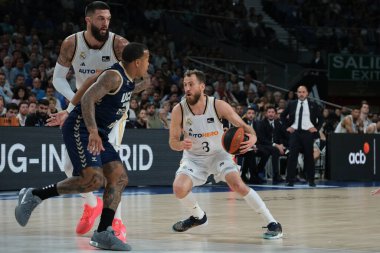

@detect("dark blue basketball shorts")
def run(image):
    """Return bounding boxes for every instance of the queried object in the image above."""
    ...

[62,113,121,176]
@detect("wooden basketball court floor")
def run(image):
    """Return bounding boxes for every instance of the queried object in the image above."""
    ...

[1,182,380,253]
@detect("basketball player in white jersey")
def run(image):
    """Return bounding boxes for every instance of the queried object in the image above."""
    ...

[334,107,361,133]
[169,70,283,239]
[52,1,128,242]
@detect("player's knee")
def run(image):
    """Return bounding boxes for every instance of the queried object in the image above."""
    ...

[91,173,106,191]
[173,182,188,198]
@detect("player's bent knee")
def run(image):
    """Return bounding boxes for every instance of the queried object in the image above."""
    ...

[173,183,189,198]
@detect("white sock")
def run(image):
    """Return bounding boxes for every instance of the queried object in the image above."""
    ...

[243,189,276,224]
[179,192,205,219]
[81,192,98,207]
[114,202,122,220]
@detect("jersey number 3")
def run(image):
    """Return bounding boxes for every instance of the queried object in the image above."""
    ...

[202,141,210,152]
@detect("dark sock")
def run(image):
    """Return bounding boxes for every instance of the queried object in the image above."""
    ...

[97,208,115,232]
[32,184,59,200]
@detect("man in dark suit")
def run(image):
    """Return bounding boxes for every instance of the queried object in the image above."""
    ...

[240,106,264,184]
[281,85,323,187]
[257,105,288,184]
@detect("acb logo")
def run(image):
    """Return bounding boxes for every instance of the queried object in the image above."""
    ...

[348,142,370,165]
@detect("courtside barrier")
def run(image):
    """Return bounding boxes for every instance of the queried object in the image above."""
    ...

[328,133,379,181]
[0,128,182,190]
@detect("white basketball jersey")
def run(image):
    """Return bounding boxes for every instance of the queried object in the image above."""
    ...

[181,96,225,156]
[334,115,357,133]
[71,31,118,89]
[71,31,125,147]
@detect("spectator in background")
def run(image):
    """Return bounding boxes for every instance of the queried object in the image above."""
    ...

[0,95,6,116]
[31,78,46,100]
[334,107,362,133]
[1,56,12,84]
[286,90,295,101]
[44,85,63,111]
[146,102,164,129]
[139,90,151,109]
[25,99,49,127]
[128,98,139,122]
[25,66,40,89]
[159,100,171,129]
[11,86,29,105]
[28,101,37,114]
[256,106,288,184]
[17,101,29,126]
[240,106,262,184]
[38,62,49,87]
[360,102,372,132]
[245,89,257,107]
[152,90,162,108]
[236,103,245,118]
[10,58,28,87]
[230,81,246,105]
[272,91,283,108]
[13,74,26,89]
[239,73,257,94]
[47,97,59,115]
[0,72,13,103]
[0,103,19,126]
[132,109,148,129]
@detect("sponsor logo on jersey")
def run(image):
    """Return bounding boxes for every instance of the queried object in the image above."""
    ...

[188,131,219,138]
[207,117,214,123]
[80,62,85,66]
[102,56,110,62]
[78,69,96,74]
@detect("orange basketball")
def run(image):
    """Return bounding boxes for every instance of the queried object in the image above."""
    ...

[222,127,245,154]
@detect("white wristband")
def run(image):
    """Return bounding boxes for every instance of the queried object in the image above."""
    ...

[66,103,75,113]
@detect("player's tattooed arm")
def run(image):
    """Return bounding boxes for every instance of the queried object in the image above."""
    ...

[133,74,152,94]
[113,35,129,61]
[81,70,122,133]
[57,35,76,67]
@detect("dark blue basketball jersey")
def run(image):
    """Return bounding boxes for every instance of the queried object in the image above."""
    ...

[62,62,134,174]
[73,62,135,137]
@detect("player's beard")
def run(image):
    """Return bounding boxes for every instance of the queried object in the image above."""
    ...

[186,91,201,105]
[91,23,109,42]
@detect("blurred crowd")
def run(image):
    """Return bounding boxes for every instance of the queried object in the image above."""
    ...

[0,0,378,133]
[263,0,380,54]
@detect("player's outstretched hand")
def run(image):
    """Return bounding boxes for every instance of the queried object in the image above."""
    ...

[46,110,69,127]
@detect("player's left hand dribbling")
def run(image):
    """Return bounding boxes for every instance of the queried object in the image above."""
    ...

[239,133,257,154]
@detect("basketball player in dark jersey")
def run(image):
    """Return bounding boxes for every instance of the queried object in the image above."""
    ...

[15,42,150,251]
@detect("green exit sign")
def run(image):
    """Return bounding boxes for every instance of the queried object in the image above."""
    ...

[328,54,380,81]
